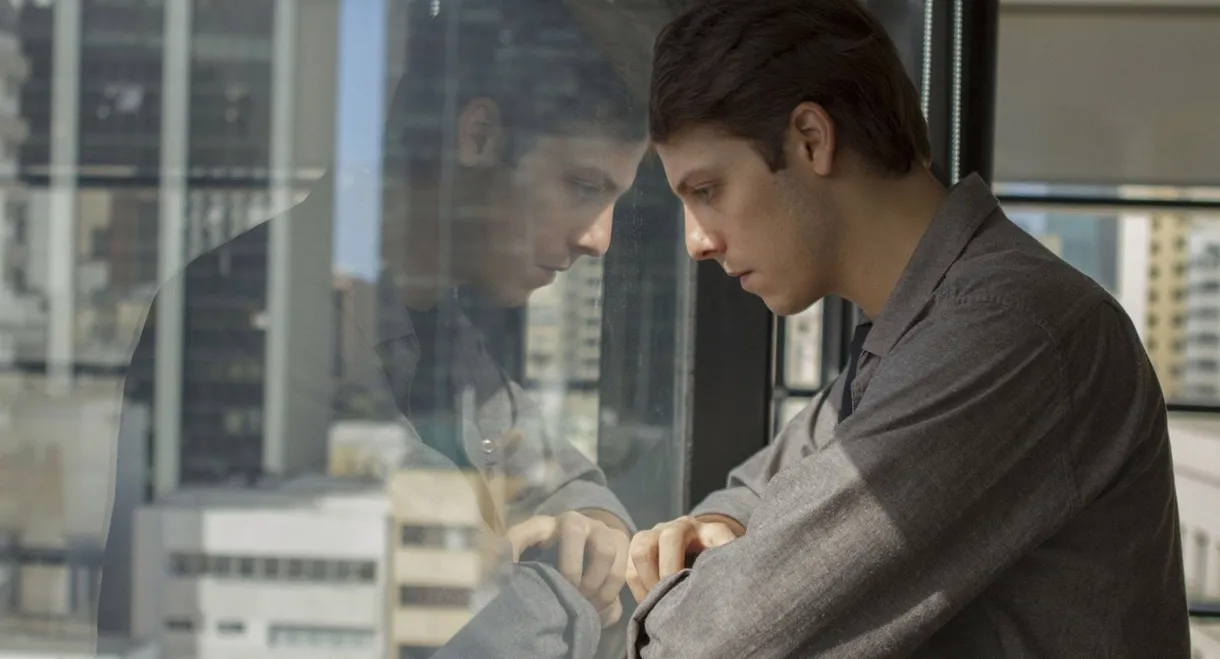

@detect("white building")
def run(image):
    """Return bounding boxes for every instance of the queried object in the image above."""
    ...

[1182,221,1220,401]
[524,259,606,460]
[131,477,391,659]
[0,621,155,659]
[1168,415,1220,657]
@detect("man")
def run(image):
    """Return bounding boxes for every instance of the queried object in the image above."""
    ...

[625,0,1191,657]
[101,1,649,656]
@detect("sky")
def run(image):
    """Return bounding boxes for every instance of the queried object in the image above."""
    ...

[331,0,387,281]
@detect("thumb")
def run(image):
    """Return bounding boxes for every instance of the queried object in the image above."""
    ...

[506,516,557,561]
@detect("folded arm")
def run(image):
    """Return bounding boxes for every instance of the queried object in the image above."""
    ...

[689,377,841,529]
[630,300,1083,658]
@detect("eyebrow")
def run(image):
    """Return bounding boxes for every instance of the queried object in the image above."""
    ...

[570,165,622,196]
[675,169,717,195]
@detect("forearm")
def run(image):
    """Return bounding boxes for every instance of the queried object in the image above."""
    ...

[434,562,602,659]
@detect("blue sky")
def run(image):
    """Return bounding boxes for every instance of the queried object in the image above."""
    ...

[331,0,387,281]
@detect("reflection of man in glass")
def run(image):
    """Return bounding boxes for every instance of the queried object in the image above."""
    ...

[101,0,650,656]
[371,0,651,646]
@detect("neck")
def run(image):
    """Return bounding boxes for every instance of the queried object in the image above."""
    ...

[833,166,947,319]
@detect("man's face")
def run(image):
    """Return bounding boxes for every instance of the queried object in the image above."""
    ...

[457,129,649,306]
[655,125,842,316]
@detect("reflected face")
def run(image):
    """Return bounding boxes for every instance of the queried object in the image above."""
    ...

[457,131,650,306]
[655,126,841,316]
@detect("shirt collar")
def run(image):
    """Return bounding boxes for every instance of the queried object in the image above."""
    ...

[376,272,417,346]
[861,172,999,357]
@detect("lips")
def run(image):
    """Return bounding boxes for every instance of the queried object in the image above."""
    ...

[725,268,755,289]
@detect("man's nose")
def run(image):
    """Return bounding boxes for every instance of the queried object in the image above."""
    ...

[572,204,614,258]
[684,209,722,261]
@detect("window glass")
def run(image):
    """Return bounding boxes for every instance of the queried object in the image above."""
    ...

[1,0,691,656]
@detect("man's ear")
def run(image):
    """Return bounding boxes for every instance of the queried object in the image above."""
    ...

[457,97,504,167]
[789,101,836,177]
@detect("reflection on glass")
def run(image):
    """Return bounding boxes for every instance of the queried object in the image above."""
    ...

[1,0,685,658]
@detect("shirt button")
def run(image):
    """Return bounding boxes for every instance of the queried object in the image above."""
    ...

[481,438,495,454]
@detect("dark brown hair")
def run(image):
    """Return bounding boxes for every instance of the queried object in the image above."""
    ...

[649,0,930,175]
[386,0,646,172]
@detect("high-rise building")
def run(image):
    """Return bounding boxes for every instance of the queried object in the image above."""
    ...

[13,0,340,634]
[1144,212,1193,398]
[334,271,378,386]
[0,0,29,368]
[524,259,605,458]
[1180,219,1220,401]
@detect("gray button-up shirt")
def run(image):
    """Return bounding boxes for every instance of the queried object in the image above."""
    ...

[630,174,1191,657]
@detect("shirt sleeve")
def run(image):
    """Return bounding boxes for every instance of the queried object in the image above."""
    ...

[690,379,840,527]
[502,381,636,533]
[432,562,603,659]
[629,298,1081,658]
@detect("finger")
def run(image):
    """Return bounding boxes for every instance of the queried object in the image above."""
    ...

[557,514,590,586]
[579,527,619,603]
[698,522,739,550]
[598,597,623,628]
[595,531,630,608]
[657,520,694,579]
[506,516,556,561]
[625,556,647,603]
[628,531,660,594]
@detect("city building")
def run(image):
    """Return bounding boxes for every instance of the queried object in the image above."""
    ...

[131,477,390,659]
[1169,416,1220,656]
[0,371,144,636]
[12,0,341,635]
[525,260,605,460]
[328,420,409,478]
[0,0,29,369]
[334,271,378,388]
[1144,212,1194,399]
[127,469,502,659]
[388,469,493,658]
[1181,220,1220,401]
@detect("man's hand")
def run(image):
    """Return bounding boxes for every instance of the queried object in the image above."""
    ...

[506,510,630,627]
[626,514,743,602]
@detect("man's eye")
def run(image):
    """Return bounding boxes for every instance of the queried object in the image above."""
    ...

[693,185,716,202]
[568,178,604,199]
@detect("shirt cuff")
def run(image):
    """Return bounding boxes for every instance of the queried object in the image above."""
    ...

[689,486,757,529]
[627,568,692,659]
[533,478,637,534]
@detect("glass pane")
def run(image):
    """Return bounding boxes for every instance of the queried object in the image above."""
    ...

[995,5,1220,187]
[1,0,690,656]
[1004,203,1220,407]
[783,301,823,391]
[778,396,812,429]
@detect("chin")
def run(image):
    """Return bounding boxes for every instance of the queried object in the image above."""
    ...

[763,292,820,317]
[488,284,533,308]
